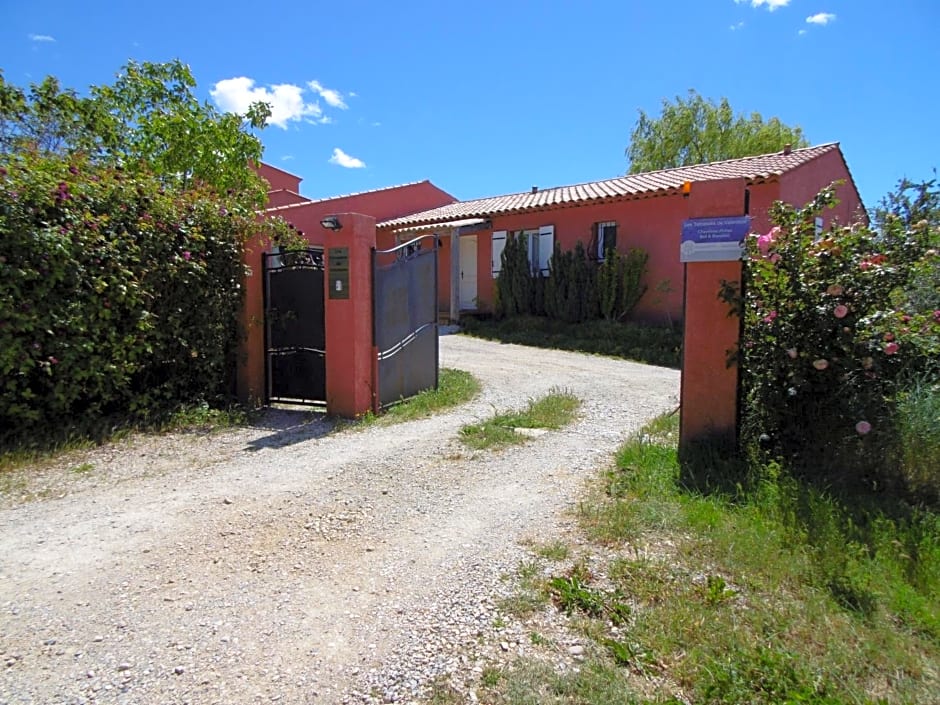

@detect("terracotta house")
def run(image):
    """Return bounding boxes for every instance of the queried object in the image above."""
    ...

[377,143,864,324]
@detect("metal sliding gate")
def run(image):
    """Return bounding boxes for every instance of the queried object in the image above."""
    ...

[263,248,326,405]
[373,235,439,408]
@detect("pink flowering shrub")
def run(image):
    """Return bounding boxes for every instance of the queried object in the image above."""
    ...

[0,153,291,444]
[728,186,940,493]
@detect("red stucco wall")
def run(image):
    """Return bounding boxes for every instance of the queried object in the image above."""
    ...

[266,181,457,248]
[778,149,866,227]
[266,190,311,208]
[257,162,302,193]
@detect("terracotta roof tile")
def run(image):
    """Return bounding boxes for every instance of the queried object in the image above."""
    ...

[379,144,840,229]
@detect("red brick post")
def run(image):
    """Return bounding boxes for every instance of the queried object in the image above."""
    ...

[680,178,748,450]
[323,213,377,417]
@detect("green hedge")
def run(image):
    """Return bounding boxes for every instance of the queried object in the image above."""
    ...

[0,153,271,445]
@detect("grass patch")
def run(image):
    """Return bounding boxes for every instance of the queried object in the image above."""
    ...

[460,389,580,450]
[460,315,682,369]
[487,413,940,704]
[356,368,480,428]
[535,540,570,561]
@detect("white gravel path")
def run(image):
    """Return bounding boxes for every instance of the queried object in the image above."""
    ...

[0,335,679,704]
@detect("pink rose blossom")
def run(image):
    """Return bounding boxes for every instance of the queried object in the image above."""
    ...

[834,305,849,319]
[855,420,872,435]
[769,253,782,264]
[884,332,895,341]
[182,251,191,261]
[884,342,900,355]
[762,311,778,324]
[826,284,844,296]
[813,359,829,370]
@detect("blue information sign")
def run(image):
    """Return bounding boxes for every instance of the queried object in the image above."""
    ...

[680,216,751,262]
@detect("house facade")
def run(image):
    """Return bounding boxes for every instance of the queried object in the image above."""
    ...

[377,143,864,324]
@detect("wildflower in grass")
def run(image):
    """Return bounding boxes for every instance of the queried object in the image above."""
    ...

[855,420,872,435]
[834,304,849,319]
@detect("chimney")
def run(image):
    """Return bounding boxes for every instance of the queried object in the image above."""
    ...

[531,186,538,194]
[783,143,792,155]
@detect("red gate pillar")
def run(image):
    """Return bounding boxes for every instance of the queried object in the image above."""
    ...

[323,213,377,418]
[680,178,747,451]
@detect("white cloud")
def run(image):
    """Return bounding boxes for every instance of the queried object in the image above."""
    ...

[329,148,366,169]
[798,28,808,35]
[281,155,294,161]
[735,0,790,11]
[308,80,347,109]
[806,12,836,25]
[28,33,55,42]
[210,77,322,129]
[730,21,745,30]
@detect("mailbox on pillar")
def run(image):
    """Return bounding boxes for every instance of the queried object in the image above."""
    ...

[328,247,350,299]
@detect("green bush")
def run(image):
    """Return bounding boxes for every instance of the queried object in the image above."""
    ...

[496,236,648,325]
[732,185,940,497]
[597,247,648,321]
[0,153,282,445]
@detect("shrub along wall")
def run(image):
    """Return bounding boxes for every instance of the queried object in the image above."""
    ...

[0,153,279,445]
[733,186,940,499]
[496,235,649,324]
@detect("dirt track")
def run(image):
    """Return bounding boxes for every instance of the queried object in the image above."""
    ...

[0,335,679,704]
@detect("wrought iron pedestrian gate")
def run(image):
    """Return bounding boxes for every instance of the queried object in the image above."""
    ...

[263,248,326,404]
[373,235,439,408]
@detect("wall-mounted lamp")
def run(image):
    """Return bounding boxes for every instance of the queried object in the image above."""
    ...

[682,181,692,198]
[320,215,342,231]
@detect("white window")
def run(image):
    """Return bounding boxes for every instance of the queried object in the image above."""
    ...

[492,226,554,277]
[596,221,617,260]
[491,230,507,277]
[535,225,553,276]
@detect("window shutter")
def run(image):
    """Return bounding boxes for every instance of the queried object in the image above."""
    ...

[491,230,507,277]
[537,225,554,276]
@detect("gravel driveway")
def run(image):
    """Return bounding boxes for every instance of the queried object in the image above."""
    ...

[0,335,679,704]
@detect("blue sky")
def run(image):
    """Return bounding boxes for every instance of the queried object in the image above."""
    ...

[1,0,936,209]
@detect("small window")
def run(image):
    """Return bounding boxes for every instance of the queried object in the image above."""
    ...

[510,226,554,276]
[491,231,507,277]
[814,216,824,240]
[596,221,617,260]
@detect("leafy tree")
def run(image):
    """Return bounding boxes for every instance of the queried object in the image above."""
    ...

[626,90,809,173]
[873,173,940,230]
[0,61,271,206]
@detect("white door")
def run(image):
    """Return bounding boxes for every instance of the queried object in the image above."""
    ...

[459,235,478,310]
